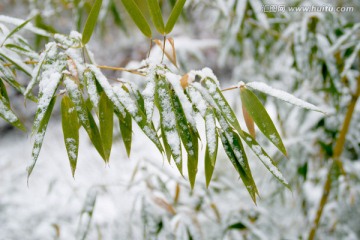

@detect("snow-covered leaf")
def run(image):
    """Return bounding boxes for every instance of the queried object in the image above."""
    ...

[82,0,102,45]
[27,96,56,179]
[0,90,26,131]
[61,95,79,177]
[203,77,242,133]
[64,75,107,161]
[155,74,182,174]
[0,48,32,76]
[172,91,198,188]
[204,108,218,187]
[239,130,289,188]
[84,69,100,109]
[246,81,325,113]
[240,87,287,156]
[4,43,39,59]
[99,91,114,161]
[0,15,34,47]
[24,42,57,100]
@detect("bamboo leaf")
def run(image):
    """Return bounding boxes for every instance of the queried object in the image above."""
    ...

[120,0,152,38]
[204,108,218,187]
[0,15,35,47]
[219,129,258,203]
[99,92,114,160]
[84,69,100,108]
[172,92,198,188]
[24,42,57,100]
[240,87,287,155]
[147,0,165,34]
[246,82,325,113]
[203,77,242,133]
[27,96,56,180]
[5,43,39,59]
[239,130,290,188]
[118,111,132,157]
[64,75,107,161]
[165,0,186,34]
[155,74,182,174]
[0,93,26,131]
[0,79,9,101]
[82,0,103,45]
[0,48,32,76]
[61,95,79,177]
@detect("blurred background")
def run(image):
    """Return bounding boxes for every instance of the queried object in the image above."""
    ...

[0,0,360,239]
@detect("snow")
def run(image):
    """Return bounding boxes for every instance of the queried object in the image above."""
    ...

[246,82,325,113]
[205,110,217,155]
[186,86,208,117]
[0,98,18,123]
[84,70,99,108]
[142,65,156,122]
[0,15,52,37]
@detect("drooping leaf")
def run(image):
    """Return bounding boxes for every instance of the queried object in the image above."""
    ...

[147,0,165,34]
[64,75,107,161]
[0,62,28,98]
[82,0,103,45]
[0,92,26,131]
[61,95,80,177]
[5,43,39,59]
[84,69,100,109]
[120,0,152,38]
[204,108,218,187]
[32,62,64,133]
[219,129,258,203]
[240,87,287,155]
[0,79,9,101]
[239,130,289,188]
[0,15,35,47]
[165,0,186,34]
[27,96,56,180]
[117,111,132,157]
[99,92,114,160]
[171,91,198,188]
[203,77,242,133]
[246,82,325,113]
[155,74,182,174]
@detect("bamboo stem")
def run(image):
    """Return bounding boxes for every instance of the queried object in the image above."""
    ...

[308,75,360,240]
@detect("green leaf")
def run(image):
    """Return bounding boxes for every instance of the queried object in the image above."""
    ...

[99,92,114,160]
[204,108,218,187]
[219,129,258,203]
[155,74,182,174]
[118,111,132,157]
[147,0,165,34]
[172,92,198,188]
[240,87,287,155]
[0,15,35,47]
[120,0,152,38]
[202,78,242,133]
[61,95,80,177]
[82,0,103,45]
[239,130,289,188]
[5,43,39,59]
[165,0,186,34]
[84,69,100,109]
[27,96,56,180]
[64,75,107,161]
[0,92,26,131]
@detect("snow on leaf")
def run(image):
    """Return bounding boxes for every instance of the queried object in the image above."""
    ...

[204,108,218,187]
[27,96,56,180]
[84,69,100,108]
[142,64,157,122]
[0,94,26,131]
[239,130,289,188]
[155,74,182,173]
[240,87,287,156]
[246,81,325,113]
[186,86,208,117]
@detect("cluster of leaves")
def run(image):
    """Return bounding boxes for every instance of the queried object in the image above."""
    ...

[0,1,324,203]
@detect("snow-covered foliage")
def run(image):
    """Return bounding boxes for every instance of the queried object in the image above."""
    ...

[1,0,360,239]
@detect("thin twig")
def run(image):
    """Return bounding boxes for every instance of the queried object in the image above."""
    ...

[221,86,239,92]
[96,65,145,76]
[161,35,166,63]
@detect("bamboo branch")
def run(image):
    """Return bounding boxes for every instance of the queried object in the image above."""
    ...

[308,75,360,240]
